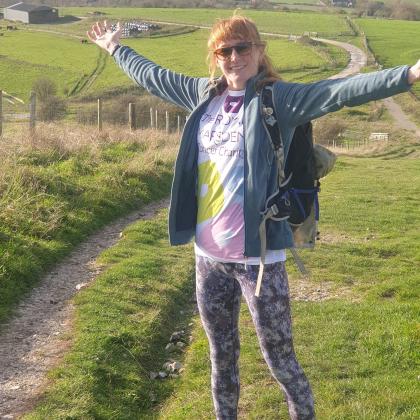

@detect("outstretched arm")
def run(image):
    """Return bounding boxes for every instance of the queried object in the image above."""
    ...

[408,59,420,84]
[275,63,416,127]
[86,21,208,111]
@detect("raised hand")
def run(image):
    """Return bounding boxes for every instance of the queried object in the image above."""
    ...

[87,20,122,55]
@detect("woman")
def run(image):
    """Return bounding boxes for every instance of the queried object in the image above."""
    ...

[88,16,419,419]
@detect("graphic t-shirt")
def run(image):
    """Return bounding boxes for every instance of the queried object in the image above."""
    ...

[195,89,285,264]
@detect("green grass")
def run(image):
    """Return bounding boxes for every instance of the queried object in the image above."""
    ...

[60,7,351,38]
[23,139,419,418]
[356,18,420,96]
[0,26,348,100]
[0,30,101,99]
[0,127,179,326]
[24,211,196,419]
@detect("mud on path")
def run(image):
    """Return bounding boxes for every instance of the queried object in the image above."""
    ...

[0,198,169,419]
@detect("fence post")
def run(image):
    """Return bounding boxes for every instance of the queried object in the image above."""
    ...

[150,107,153,129]
[177,115,180,133]
[0,90,2,137]
[165,110,169,133]
[29,91,36,133]
[155,109,158,130]
[129,102,136,131]
[97,98,102,131]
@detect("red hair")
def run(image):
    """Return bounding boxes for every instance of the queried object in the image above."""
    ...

[207,14,281,86]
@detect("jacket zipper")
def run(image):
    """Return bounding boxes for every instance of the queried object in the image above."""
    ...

[243,87,249,258]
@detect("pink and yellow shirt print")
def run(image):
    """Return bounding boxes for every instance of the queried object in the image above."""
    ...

[195,89,246,260]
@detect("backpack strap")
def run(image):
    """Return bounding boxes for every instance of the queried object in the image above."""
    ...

[261,84,286,187]
[256,83,308,297]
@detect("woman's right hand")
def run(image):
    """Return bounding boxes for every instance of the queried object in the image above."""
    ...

[87,20,122,55]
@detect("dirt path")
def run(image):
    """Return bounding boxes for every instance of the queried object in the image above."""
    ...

[314,37,367,78]
[382,97,420,137]
[0,198,169,418]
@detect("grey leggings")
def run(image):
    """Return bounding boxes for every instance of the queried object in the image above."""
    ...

[195,255,315,420]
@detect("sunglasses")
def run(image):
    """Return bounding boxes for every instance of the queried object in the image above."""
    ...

[213,42,256,60]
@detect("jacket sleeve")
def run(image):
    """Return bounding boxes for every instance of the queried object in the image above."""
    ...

[113,46,209,112]
[274,65,412,127]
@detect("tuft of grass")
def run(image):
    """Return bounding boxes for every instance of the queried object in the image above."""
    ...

[0,124,178,326]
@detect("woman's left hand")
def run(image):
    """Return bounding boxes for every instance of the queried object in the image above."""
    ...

[408,59,420,84]
[87,20,122,55]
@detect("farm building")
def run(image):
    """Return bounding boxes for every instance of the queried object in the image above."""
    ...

[3,2,58,24]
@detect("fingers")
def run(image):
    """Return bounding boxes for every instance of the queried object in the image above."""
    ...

[93,21,104,37]
[86,20,121,46]
[86,20,108,42]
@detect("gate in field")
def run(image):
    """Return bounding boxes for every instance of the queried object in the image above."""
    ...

[0,90,35,135]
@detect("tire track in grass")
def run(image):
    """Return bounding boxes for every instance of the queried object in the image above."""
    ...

[68,49,107,96]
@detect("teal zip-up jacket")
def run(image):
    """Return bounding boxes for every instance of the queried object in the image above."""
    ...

[114,46,411,257]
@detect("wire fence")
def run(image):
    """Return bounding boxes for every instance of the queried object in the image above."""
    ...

[0,91,392,149]
[0,90,189,136]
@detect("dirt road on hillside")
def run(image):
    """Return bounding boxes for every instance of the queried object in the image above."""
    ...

[311,37,419,136]
[0,199,169,418]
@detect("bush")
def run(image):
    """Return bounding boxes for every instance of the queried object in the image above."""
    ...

[32,77,67,122]
[32,78,57,102]
[356,0,420,20]
[37,96,67,122]
[313,117,347,146]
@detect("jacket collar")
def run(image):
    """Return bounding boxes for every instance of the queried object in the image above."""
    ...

[204,69,267,101]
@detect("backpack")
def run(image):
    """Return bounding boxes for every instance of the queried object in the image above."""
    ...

[255,83,336,297]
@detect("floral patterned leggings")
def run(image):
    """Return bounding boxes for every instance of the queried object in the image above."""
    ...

[195,255,315,420]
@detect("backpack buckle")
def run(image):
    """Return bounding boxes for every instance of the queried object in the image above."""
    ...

[270,203,279,216]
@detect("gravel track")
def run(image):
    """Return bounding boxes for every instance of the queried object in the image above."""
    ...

[0,198,169,418]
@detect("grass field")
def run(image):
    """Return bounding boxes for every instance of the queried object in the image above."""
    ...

[23,138,420,419]
[59,7,352,38]
[356,18,420,96]
[0,30,100,100]
[0,125,179,325]
[0,26,347,101]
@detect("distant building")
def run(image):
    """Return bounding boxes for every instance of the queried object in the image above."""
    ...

[4,2,58,24]
[331,0,354,7]
[110,21,161,38]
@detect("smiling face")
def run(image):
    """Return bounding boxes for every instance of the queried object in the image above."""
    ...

[215,39,264,91]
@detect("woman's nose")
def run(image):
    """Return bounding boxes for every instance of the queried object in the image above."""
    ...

[230,49,240,61]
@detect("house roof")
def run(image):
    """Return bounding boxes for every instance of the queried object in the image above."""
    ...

[6,2,55,12]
